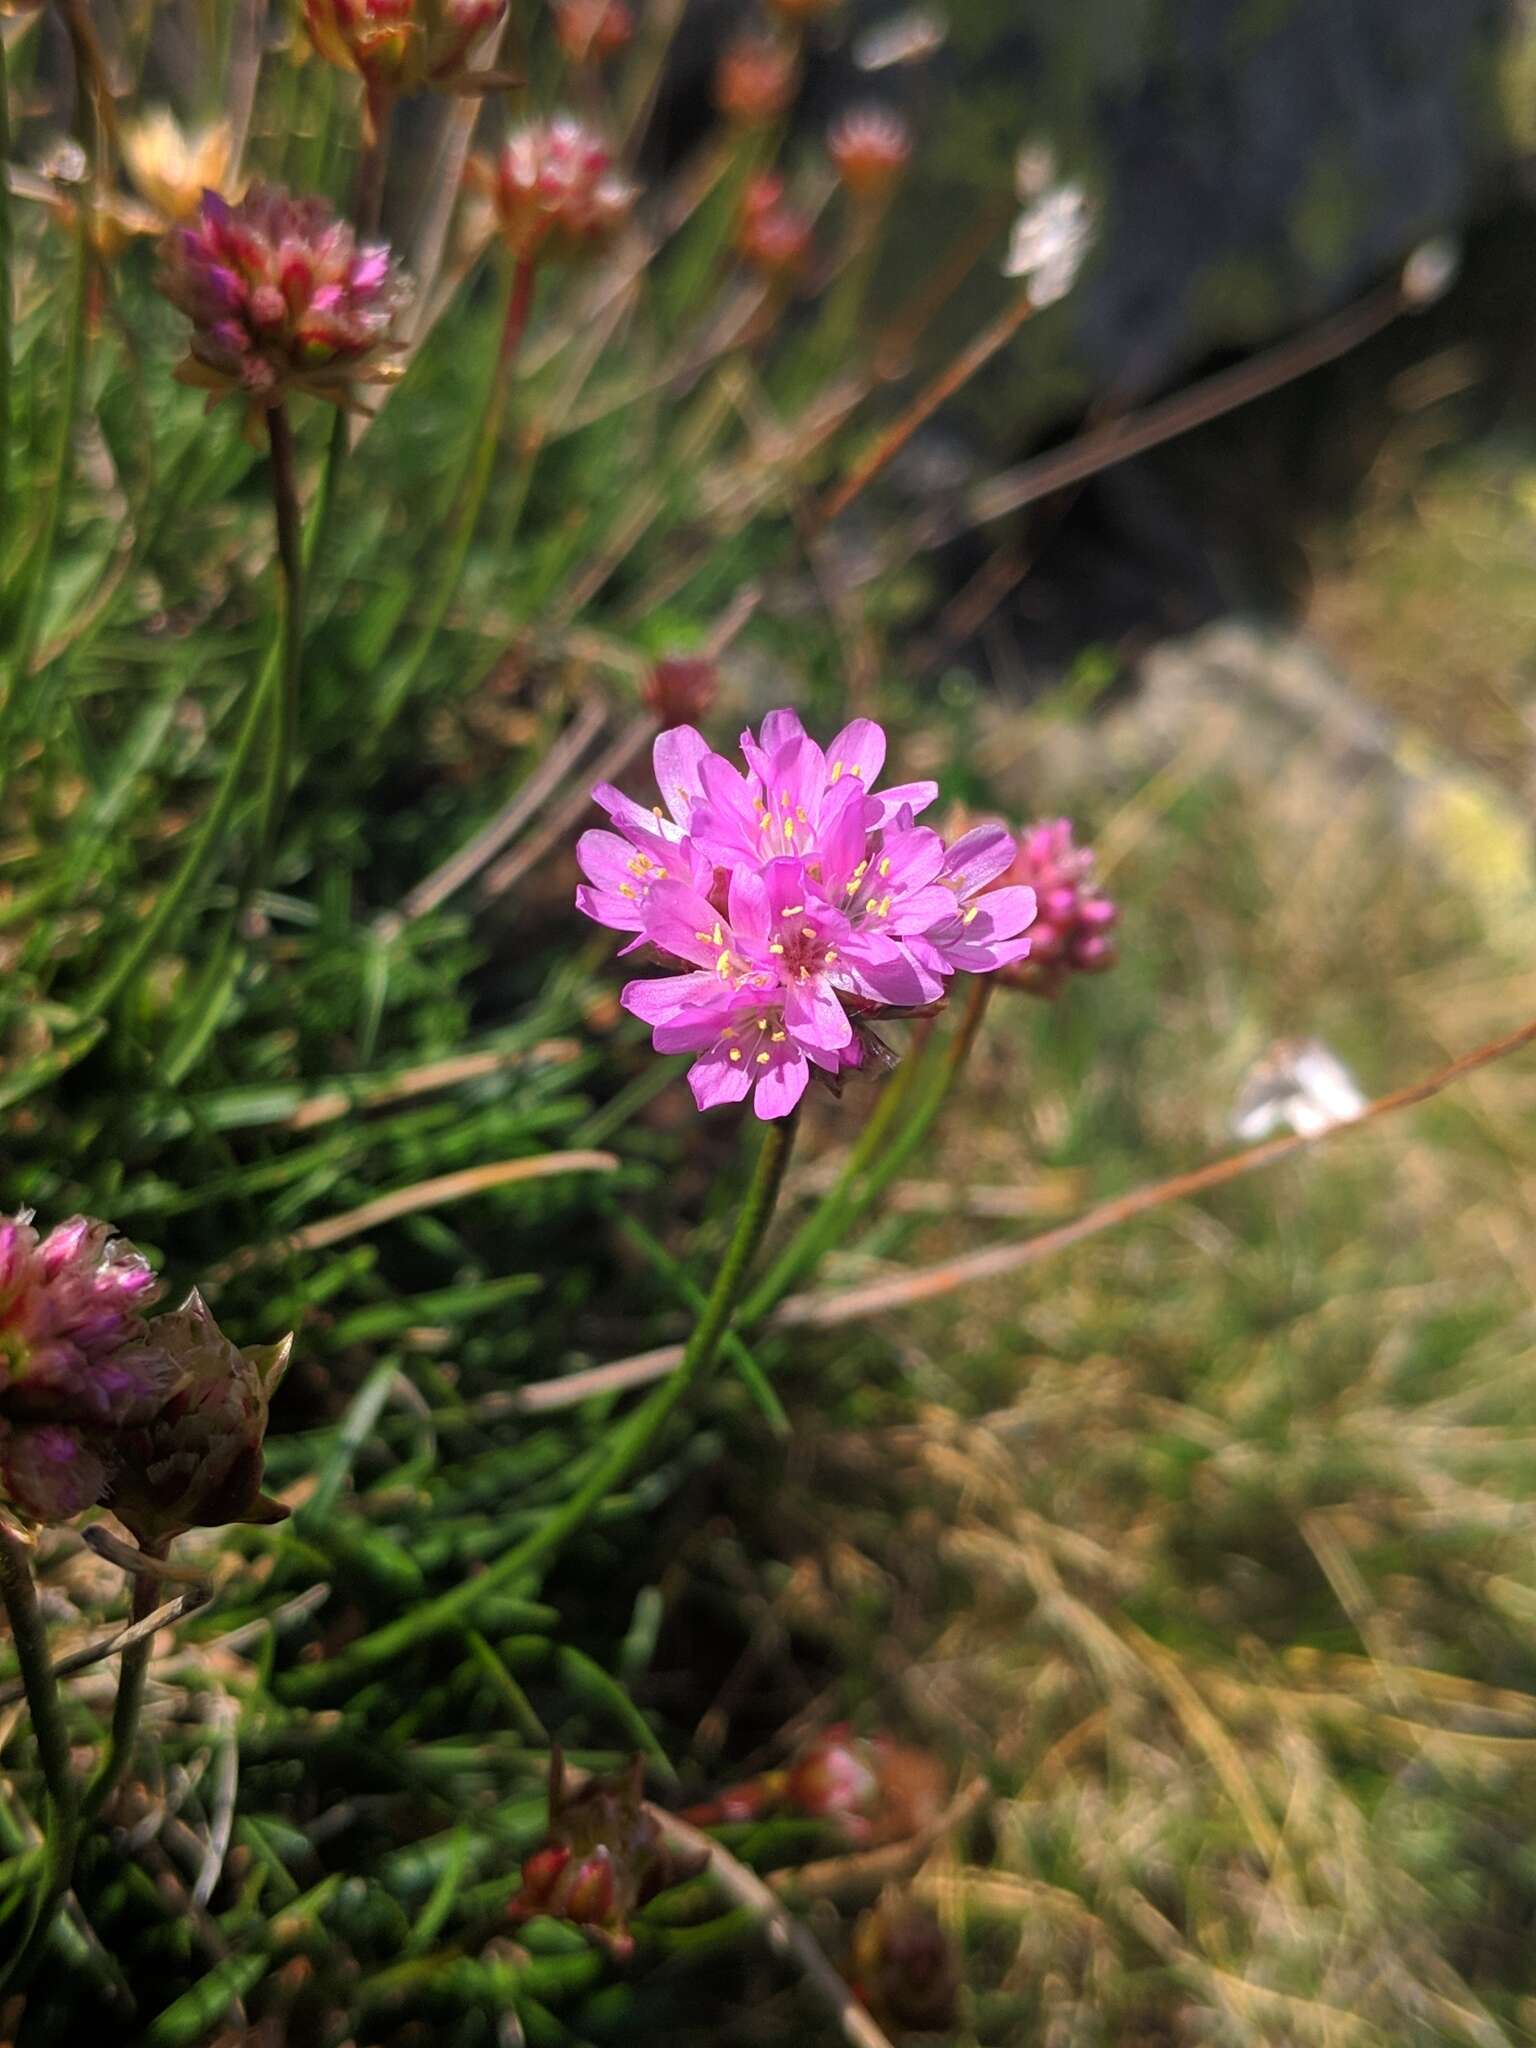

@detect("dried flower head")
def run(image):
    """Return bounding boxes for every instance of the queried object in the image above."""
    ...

[509,1753,706,1959]
[473,116,635,265]
[156,186,407,435]
[577,710,1036,1118]
[304,0,507,99]
[642,655,718,726]
[827,104,912,201]
[0,1214,166,1526]
[992,819,1116,996]
[552,0,633,61]
[736,173,812,282]
[120,111,236,223]
[851,1889,961,2033]
[111,1292,292,1545]
[1003,161,1093,305]
[785,1725,946,1845]
[713,33,799,127]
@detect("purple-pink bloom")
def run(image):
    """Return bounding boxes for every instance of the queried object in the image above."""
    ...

[576,709,1039,1117]
[0,1213,167,1524]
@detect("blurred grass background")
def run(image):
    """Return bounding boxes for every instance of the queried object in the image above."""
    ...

[3,1,1536,2043]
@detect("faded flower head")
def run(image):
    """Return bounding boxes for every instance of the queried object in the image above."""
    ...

[552,0,634,61]
[851,1889,961,2034]
[120,111,236,223]
[0,1214,165,1526]
[642,654,718,727]
[714,33,799,127]
[785,1725,946,1846]
[304,0,507,99]
[475,116,635,264]
[1003,153,1093,305]
[111,1291,291,1545]
[993,818,1115,996]
[827,105,912,202]
[509,1753,706,1959]
[576,709,1036,1118]
[156,186,406,430]
[736,173,812,282]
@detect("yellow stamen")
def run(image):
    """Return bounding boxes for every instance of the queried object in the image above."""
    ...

[756,1050,771,1065]
[729,1049,743,1062]
[782,904,805,917]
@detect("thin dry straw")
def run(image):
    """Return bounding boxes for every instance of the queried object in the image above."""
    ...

[506,1012,1536,1413]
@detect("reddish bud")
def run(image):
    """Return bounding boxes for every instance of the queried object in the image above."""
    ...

[643,656,718,725]
[989,819,1118,999]
[714,35,799,127]
[552,0,634,61]
[736,174,812,282]
[473,116,636,265]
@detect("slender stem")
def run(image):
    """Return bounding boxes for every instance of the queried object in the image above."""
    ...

[0,1526,80,1989]
[282,1112,797,1701]
[370,254,534,737]
[82,1538,166,1820]
[267,400,305,823]
[739,986,994,1331]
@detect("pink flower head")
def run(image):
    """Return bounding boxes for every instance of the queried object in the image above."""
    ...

[714,34,799,127]
[552,0,634,61]
[576,710,1036,1117]
[0,1213,167,1525]
[156,185,407,427]
[476,117,635,265]
[736,174,813,283]
[993,818,1117,997]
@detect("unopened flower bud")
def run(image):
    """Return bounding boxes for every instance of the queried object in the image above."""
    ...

[643,655,718,725]
[156,186,407,435]
[714,34,799,127]
[990,819,1117,997]
[827,105,912,202]
[509,1753,706,1957]
[553,0,633,61]
[474,116,635,265]
[851,1889,961,2034]
[110,1291,291,1544]
[304,0,507,103]
[736,173,812,282]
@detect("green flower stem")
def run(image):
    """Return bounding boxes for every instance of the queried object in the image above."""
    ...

[0,29,12,598]
[370,254,534,739]
[738,980,994,1326]
[282,1112,798,1703]
[0,1525,80,1989]
[255,401,305,878]
[82,1538,166,1821]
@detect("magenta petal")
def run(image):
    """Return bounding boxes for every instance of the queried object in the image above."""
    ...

[753,1047,809,1119]
[825,717,886,792]
[689,1044,755,1110]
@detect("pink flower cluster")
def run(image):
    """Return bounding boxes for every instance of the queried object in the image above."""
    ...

[577,710,1037,1117]
[0,1214,167,1523]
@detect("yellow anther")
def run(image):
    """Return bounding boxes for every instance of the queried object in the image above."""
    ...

[729,1048,743,1062]
[782,903,805,917]
[769,940,785,955]
[619,883,639,899]
[831,761,844,781]
[802,926,817,940]
[771,1030,787,1042]
[865,897,880,915]
[784,817,796,838]
[962,905,980,925]
[716,949,734,974]
[756,1050,771,1065]
[878,857,891,877]
[825,946,839,961]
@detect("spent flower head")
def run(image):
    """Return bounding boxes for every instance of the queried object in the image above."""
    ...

[827,104,912,202]
[851,1889,961,2033]
[509,1753,706,1959]
[991,818,1116,996]
[474,116,635,265]
[642,654,719,727]
[576,709,1036,1117]
[156,185,408,436]
[0,1214,166,1525]
[736,173,812,282]
[120,111,237,223]
[111,1291,292,1545]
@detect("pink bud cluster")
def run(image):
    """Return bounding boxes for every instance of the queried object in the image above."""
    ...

[576,710,1037,1118]
[993,818,1117,996]
[0,1215,165,1524]
[682,1724,947,1845]
[827,106,912,202]
[156,186,407,420]
[0,1214,291,1532]
[474,116,635,264]
[736,174,812,282]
